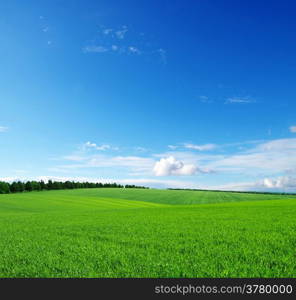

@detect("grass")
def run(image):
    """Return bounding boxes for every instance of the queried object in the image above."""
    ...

[0,188,295,277]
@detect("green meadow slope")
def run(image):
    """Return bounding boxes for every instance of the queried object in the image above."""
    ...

[0,188,295,277]
[1,187,291,207]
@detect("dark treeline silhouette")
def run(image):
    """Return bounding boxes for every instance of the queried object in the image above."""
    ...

[167,188,296,196]
[0,180,149,194]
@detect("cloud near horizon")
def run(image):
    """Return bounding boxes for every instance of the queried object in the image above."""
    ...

[209,176,296,192]
[0,126,8,132]
[42,137,296,191]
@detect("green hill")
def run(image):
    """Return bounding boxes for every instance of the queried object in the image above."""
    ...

[0,188,295,277]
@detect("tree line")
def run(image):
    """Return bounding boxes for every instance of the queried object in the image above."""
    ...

[0,180,149,194]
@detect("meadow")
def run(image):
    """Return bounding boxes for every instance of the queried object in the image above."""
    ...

[0,188,295,278]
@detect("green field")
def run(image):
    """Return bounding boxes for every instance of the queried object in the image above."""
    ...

[0,188,295,278]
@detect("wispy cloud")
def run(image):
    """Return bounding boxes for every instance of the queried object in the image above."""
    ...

[156,138,296,178]
[115,26,128,39]
[184,143,217,151]
[128,46,141,54]
[289,126,296,133]
[157,48,167,64]
[84,141,118,151]
[39,15,53,46]
[49,137,296,190]
[42,26,49,33]
[134,146,148,152]
[102,28,113,35]
[207,138,296,175]
[0,126,8,132]
[83,45,108,53]
[199,96,213,103]
[225,97,255,104]
[207,176,296,192]
[111,45,118,51]
[168,145,178,150]
[55,154,154,176]
[83,24,166,62]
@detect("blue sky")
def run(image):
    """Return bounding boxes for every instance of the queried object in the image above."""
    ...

[1,0,296,191]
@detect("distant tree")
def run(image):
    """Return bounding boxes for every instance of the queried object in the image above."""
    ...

[47,180,53,190]
[0,182,10,194]
[10,182,20,193]
[16,181,25,192]
[40,180,47,190]
[25,181,33,192]
[64,181,74,189]
[31,181,41,191]
[52,181,62,190]
[0,179,149,194]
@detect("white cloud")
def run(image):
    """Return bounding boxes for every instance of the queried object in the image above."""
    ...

[58,153,154,175]
[225,97,255,104]
[0,126,8,132]
[254,138,296,152]
[168,145,178,150]
[111,45,118,51]
[85,141,97,148]
[154,151,222,167]
[85,25,165,62]
[96,145,112,151]
[134,146,148,152]
[157,48,167,64]
[262,176,296,189]
[290,126,296,133]
[0,176,22,182]
[158,138,296,178]
[202,176,296,192]
[199,96,213,103]
[84,142,117,151]
[153,156,198,176]
[128,46,141,54]
[208,138,296,175]
[184,143,217,151]
[51,137,296,191]
[83,46,108,53]
[76,138,296,178]
[115,26,128,39]
[102,28,113,35]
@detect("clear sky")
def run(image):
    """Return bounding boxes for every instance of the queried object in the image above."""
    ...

[1,0,296,191]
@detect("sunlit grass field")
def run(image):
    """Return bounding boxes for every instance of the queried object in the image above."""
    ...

[0,188,295,277]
